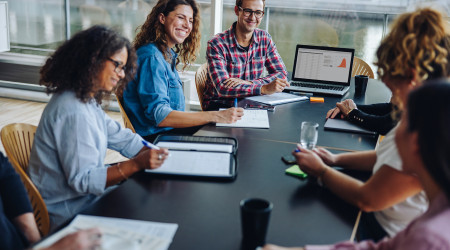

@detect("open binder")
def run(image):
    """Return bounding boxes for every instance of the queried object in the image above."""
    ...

[145,135,238,180]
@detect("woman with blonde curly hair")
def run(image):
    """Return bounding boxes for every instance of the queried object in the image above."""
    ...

[326,9,450,135]
[122,0,243,142]
[288,7,449,241]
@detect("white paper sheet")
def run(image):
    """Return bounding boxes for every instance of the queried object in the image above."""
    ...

[156,141,233,153]
[33,215,178,250]
[216,109,269,128]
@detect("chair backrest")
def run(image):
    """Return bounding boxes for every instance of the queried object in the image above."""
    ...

[195,63,208,111]
[114,91,136,133]
[1,123,50,236]
[352,57,375,79]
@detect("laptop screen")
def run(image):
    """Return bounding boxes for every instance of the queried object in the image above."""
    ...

[292,45,354,85]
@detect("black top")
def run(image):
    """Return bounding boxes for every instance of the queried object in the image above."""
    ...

[347,103,397,135]
[0,152,33,250]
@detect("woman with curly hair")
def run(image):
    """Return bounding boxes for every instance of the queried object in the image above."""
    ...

[121,0,243,142]
[292,8,449,241]
[28,26,169,231]
[326,10,450,135]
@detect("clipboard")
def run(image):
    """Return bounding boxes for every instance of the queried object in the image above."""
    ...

[145,135,238,180]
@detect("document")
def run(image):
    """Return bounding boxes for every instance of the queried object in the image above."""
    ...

[33,215,178,250]
[216,109,269,128]
[146,140,236,178]
[245,92,308,105]
[324,118,377,135]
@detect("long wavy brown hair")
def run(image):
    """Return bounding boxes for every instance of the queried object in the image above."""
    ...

[40,26,137,104]
[375,8,450,115]
[133,0,200,71]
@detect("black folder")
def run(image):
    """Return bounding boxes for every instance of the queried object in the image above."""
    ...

[144,135,238,180]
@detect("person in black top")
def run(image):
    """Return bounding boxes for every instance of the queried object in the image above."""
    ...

[0,152,102,250]
[327,100,396,135]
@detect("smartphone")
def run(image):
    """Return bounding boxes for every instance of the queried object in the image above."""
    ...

[281,154,296,165]
[244,104,275,112]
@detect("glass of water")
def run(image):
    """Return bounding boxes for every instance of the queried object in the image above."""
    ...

[300,121,319,149]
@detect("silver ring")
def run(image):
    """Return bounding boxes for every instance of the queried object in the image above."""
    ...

[158,154,163,160]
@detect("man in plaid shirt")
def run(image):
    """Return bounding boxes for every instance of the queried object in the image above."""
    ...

[203,0,289,110]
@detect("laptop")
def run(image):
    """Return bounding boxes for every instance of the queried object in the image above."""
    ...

[285,44,355,96]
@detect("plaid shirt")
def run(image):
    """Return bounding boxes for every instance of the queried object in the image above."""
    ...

[203,22,287,110]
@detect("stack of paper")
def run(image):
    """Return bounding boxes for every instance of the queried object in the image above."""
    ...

[245,92,308,105]
[33,215,178,250]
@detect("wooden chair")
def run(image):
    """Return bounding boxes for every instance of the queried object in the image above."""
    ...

[114,90,136,133]
[352,57,375,79]
[1,123,50,236]
[195,63,208,111]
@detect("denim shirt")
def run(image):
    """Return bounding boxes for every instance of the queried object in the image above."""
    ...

[28,91,143,231]
[123,43,185,137]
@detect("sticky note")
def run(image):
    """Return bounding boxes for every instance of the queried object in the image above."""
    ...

[310,97,324,103]
[285,165,308,179]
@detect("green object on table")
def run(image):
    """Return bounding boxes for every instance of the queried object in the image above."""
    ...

[285,165,308,179]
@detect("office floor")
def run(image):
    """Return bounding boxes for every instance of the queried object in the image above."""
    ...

[0,97,128,164]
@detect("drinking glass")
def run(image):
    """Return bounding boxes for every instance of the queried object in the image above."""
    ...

[300,121,319,149]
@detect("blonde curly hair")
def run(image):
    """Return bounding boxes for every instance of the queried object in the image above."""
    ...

[375,8,450,82]
[133,0,200,71]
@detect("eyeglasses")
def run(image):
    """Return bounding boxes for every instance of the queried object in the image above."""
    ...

[238,6,264,19]
[107,58,127,74]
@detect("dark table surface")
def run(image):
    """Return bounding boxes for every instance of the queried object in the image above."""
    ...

[82,78,391,250]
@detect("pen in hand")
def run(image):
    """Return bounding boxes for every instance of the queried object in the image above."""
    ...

[234,98,238,108]
[142,140,161,150]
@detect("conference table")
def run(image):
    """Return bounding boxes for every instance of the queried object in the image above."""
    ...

[82,78,391,249]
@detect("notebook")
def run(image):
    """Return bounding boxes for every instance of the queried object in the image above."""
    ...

[324,118,377,135]
[285,44,355,96]
[245,92,308,105]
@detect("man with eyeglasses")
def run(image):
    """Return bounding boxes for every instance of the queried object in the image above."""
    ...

[203,0,289,111]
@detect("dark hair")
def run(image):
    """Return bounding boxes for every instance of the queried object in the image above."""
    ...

[40,25,137,104]
[236,0,265,8]
[133,0,200,70]
[407,80,450,200]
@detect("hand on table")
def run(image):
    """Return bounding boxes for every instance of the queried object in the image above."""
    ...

[313,147,338,166]
[42,228,102,250]
[326,99,357,119]
[292,145,329,178]
[261,78,290,95]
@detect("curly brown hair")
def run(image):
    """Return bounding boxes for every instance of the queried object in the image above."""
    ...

[133,0,200,71]
[375,8,450,83]
[40,25,137,104]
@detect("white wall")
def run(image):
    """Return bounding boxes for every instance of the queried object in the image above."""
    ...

[0,1,10,52]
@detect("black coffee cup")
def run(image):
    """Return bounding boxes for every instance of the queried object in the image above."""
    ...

[240,198,273,250]
[355,75,369,97]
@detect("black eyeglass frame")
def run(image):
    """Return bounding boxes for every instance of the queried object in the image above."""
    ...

[107,58,127,74]
[237,6,265,18]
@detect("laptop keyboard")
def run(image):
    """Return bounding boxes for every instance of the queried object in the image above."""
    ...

[291,81,345,91]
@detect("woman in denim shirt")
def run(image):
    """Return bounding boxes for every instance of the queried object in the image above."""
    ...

[122,0,244,142]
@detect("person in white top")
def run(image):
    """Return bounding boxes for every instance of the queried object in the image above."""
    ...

[292,8,450,240]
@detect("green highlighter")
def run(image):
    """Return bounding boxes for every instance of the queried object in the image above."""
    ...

[285,165,308,179]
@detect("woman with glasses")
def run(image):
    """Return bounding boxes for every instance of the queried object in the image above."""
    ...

[121,0,244,142]
[28,26,169,231]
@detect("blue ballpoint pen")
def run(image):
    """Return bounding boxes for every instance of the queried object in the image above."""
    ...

[142,140,160,150]
[234,98,238,107]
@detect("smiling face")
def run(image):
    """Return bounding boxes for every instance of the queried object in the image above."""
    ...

[159,4,194,48]
[234,0,264,34]
[96,47,128,93]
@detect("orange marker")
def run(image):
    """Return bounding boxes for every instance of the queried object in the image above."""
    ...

[310,97,324,103]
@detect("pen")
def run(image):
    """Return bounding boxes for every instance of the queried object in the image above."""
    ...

[234,98,238,107]
[142,140,160,150]
[290,91,313,96]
